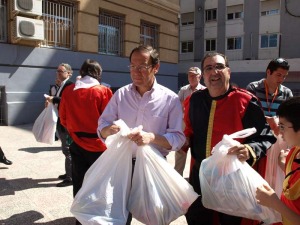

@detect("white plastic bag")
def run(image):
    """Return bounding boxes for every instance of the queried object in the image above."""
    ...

[265,118,289,197]
[32,102,58,144]
[128,144,199,225]
[199,128,282,224]
[70,119,134,225]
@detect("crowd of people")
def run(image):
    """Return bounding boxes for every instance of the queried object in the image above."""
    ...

[6,44,297,225]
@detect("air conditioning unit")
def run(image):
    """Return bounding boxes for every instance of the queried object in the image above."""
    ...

[13,0,43,16]
[12,16,44,41]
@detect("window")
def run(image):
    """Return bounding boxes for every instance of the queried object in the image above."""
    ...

[140,21,159,50]
[42,0,75,49]
[227,12,243,20]
[227,4,243,20]
[181,12,194,26]
[206,39,216,51]
[0,0,7,42]
[227,37,242,50]
[181,41,193,53]
[261,34,278,48]
[261,9,279,16]
[205,9,217,21]
[99,11,124,56]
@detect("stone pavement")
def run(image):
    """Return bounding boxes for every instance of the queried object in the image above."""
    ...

[0,124,191,225]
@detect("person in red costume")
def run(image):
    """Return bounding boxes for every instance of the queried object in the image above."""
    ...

[184,52,276,225]
[256,97,300,225]
[60,59,113,225]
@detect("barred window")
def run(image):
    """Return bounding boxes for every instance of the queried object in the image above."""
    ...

[0,0,7,42]
[42,0,75,49]
[99,11,124,56]
[140,21,159,50]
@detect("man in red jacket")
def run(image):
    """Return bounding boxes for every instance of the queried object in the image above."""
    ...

[184,52,276,225]
[59,59,113,199]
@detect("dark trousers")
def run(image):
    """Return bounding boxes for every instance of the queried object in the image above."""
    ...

[185,161,242,225]
[57,122,72,179]
[70,142,103,225]
[69,142,102,197]
[125,158,136,225]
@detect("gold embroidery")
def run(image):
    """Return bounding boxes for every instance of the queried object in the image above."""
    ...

[206,100,216,158]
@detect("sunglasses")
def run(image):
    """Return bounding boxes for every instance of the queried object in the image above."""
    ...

[274,58,289,66]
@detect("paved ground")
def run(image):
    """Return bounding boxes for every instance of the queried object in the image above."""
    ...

[0,124,191,225]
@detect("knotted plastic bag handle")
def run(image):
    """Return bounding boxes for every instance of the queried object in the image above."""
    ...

[113,119,143,137]
[228,127,257,139]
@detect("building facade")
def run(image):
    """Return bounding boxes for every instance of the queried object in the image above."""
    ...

[179,0,300,94]
[0,0,180,125]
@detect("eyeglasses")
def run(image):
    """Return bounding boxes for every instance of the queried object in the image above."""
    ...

[56,70,67,73]
[203,63,227,73]
[128,65,152,72]
[278,123,293,131]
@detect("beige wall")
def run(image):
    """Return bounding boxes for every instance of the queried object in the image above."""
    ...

[77,0,180,63]
[8,0,179,63]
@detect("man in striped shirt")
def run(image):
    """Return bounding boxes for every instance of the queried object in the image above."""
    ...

[246,58,293,119]
[246,58,293,204]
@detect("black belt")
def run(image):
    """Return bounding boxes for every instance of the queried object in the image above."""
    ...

[74,132,98,138]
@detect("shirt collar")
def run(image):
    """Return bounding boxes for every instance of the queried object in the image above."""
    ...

[131,79,158,94]
[73,75,100,90]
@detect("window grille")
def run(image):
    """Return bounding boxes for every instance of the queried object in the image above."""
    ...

[140,21,159,50]
[42,0,75,49]
[0,0,7,42]
[98,11,124,56]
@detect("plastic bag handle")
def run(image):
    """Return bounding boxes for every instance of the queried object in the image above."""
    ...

[228,127,257,139]
[113,119,143,137]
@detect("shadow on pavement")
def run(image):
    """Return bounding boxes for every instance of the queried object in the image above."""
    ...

[0,177,60,196]
[0,210,75,225]
[19,147,61,153]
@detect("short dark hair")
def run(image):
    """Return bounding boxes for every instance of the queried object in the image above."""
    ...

[266,58,290,74]
[129,45,160,66]
[277,97,300,132]
[80,59,102,81]
[201,52,229,71]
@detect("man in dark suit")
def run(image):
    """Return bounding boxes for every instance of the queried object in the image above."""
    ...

[46,63,73,187]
